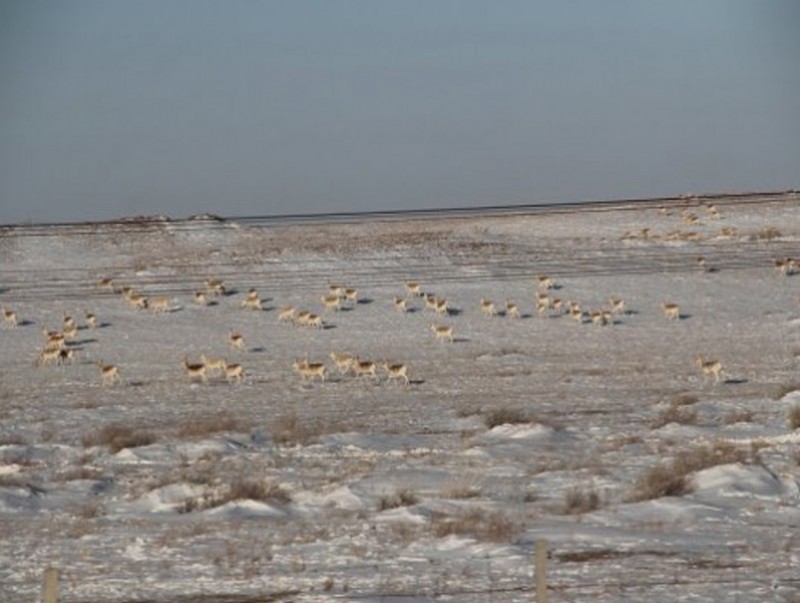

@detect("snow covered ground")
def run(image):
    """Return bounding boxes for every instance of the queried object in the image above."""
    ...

[1,194,800,602]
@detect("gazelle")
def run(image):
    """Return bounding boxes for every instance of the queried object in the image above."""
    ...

[774,258,798,276]
[405,282,422,297]
[329,350,355,374]
[97,361,121,385]
[696,257,711,273]
[393,297,409,313]
[57,348,74,365]
[200,353,227,375]
[183,356,208,383]
[293,357,326,382]
[537,275,553,290]
[2,306,18,328]
[148,296,172,313]
[85,312,98,329]
[479,298,498,317]
[205,278,226,296]
[569,304,584,324]
[194,291,209,306]
[344,288,358,304]
[228,331,246,350]
[590,310,611,327]
[277,305,296,323]
[43,329,66,350]
[610,297,625,315]
[504,299,520,319]
[125,292,148,310]
[37,346,63,367]
[435,298,449,316]
[241,291,263,311]
[320,294,342,312]
[305,313,324,329]
[695,355,723,383]
[704,204,720,219]
[328,284,346,298]
[96,277,115,292]
[424,294,439,312]
[353,357,377,380]
[429,323,454,343]
[223,360,244,382]
[661,302,681,320]
[382,361,410,386]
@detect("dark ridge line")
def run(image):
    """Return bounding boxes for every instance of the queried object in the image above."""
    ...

[0,189,796,232]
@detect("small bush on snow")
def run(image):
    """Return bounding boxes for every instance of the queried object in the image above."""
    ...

[430,507,515,542]
[562,486,602,515]
[788,406,800,430]
[483,407,529,429]
[81,423,156,453]
[630,441,752,501]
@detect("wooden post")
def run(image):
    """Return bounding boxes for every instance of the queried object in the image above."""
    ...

[535,540,548,603]
[42,567,59,603]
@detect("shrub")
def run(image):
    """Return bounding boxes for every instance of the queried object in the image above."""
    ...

[484,407,529,429]
[650,405,698,429]
[789,406,800,430]
[562,486,601,515]
[431,507,515,543]
[177,412,245,438]
[773,382,800,401]
[81,423,156,453]
[179,478,291,513]
[270,413,333,447]
[631,441,751,502]
[378,488,419,511]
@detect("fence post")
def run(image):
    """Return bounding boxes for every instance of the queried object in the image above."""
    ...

[42,567,59,603]
[535,540,548,603]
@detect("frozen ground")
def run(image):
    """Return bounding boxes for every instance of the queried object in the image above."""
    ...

[1,193,800,602]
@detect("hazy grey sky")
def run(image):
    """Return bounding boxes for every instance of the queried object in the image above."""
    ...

[1,1,798,224]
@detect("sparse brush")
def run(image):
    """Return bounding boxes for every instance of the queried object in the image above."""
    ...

[483,407,529,429]
[631,441,752,502]
[562,486,602,515]
[81,423,156,453]
[177,412,245,438]
[270,413,333,447]
[671,393,699,406]
[788,406,800,431]
[650,405,699,429]
[430,508,515,543]
[179,478,291,514]
[774,382,800,401]
[722,410,755,425]
[378,488,419,511]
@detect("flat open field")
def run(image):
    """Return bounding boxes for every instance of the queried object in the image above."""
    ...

[2,193,800,602]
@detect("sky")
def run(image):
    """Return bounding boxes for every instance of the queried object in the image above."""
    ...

[1,1,798,225]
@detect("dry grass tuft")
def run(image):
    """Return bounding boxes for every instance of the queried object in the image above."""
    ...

[483,407,529,429]
[650,405,699,429]
[562,486,602,515]
[377,488,419,511]
[180,478,291,514]
[671,393,700,406]
[431,507,515,543]
[270,413,338,447]
[177,412,247,438]
[722,410,755,425]
[81,423,157,453]
[789,407,800,431]
[631,441,752,502]
[773,382,800,401]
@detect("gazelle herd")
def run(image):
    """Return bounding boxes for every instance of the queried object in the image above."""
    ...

[4,200,797,395]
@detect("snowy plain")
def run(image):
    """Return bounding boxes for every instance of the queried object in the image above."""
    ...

[1,193,800,602]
